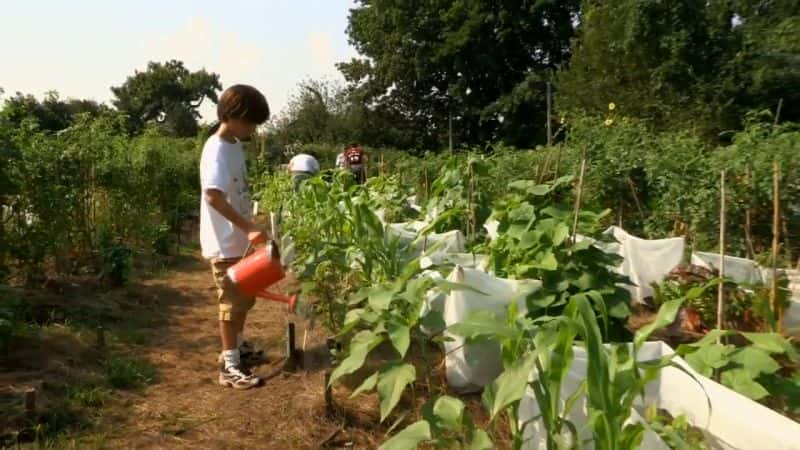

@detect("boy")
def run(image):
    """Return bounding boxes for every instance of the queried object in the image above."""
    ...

[200,84,271,389]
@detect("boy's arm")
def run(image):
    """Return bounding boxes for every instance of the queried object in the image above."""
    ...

[204,189,268,244]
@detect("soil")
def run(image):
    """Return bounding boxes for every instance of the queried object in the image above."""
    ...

[2,248,485,449]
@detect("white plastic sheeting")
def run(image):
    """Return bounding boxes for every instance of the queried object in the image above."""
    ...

[385,221,467,259]
[519,344,668,450]
[442,266,540,392]
[420,252,490,272]
[600,226,685,303]
[519,341,800,450]
[691,251,764,285]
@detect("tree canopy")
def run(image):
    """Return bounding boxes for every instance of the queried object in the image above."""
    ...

[556,0,799,139]
[338,0,581,149]
[111,60,221,137]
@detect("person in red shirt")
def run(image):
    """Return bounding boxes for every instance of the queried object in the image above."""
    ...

[343,143,366,184]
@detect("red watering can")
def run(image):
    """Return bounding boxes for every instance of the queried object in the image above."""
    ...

[226,241,298,313]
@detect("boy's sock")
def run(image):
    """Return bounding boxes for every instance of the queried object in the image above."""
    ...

[222,349,241,369]
[237,333,245,347]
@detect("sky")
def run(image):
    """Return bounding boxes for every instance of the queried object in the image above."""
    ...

[0,0,359,121]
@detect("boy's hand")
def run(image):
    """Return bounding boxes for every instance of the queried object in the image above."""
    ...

[246,225,268,245]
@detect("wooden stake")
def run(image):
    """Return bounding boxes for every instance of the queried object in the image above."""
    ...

[324,369,335,418]
[448,111,453,153]
[744,166,755,260]
[546,82,553,146]
[24,388,36,417]
[774,98,784,126]
[771,161,781,331]
[627,176,646,222]
[286,322,298,370]
[571,158,587,243]
[96,325,105,350]
[717,170,726,332]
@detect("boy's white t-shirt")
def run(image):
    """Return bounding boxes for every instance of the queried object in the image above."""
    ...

[288,153,320,173]
[199,135,252,260]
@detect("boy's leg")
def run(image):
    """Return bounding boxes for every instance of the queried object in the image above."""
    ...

[211,259,259,389]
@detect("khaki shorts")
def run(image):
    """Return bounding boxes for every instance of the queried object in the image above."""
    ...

[210,258,255,322]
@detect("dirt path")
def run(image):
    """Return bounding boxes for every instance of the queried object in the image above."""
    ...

[105,254,356,450]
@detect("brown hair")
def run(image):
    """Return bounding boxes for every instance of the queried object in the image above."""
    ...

[217,84,270,124]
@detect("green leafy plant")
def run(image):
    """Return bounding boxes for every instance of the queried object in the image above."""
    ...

[677,329,800,413]
[380,396,493,450]
[479,175,633,341]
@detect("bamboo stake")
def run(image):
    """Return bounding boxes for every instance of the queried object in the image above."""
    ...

[627,176,647,222]
[717,170,726,332]
[771,161,781,331]
[538,148,554,184]
[571,158,587,243]
[774,98,784,126]
[744,165,755,260]
[546,82,553,146]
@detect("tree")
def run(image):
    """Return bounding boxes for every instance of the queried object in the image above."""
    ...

[111,60,221,137]
[0,91,107,132]
[557,0,799,138]
[339,0,581,149]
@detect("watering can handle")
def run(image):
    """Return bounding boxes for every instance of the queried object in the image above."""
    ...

[241,240,280,260]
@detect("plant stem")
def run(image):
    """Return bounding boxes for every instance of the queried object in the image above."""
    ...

[571,158,587,244]
[744,165,755,260]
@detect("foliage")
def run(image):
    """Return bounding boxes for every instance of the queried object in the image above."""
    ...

[557,0,799,137]
[677,330,800,413]
[340,0,581,148]
[446,291,687,449]
[111,60,221,136]
[479,175,632,341]
[0,111,200,283]
[645,407,709,450]
[379,396,492,450]
[104,356,158,390]
[0,91,108,132]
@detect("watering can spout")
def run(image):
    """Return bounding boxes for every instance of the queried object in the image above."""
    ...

[257,290,299,313]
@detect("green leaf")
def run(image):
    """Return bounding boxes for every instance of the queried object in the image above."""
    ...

[482,353,537,420]
[635,298,683,347]
[432,396,465,430]
[551,222,570,246]
[740,332,793,355]
[379,420,431,450]
[721,369,770,400]
[388,320,411,358]
[377,363,416,422]
[350,371,378,398]
[469,429,494,450]
[369,287,394,311]
[509,203,536,222]
[448,311,518,341]
[420,310,446,332]
[330,331,384,385]
[684,344,734,377]
[532,250,558,271]
[730,347,781,378]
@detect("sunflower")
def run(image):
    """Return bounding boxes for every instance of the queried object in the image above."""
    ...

[608,102,616,111]
[604,118,614,126]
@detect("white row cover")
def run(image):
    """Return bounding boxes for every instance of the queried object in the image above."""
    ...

[442,266,540,391]
[520,341,800,450]
[599,226,686,303]
[435,266,800,449]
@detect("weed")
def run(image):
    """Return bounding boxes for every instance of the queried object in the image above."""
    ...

[104,356,157,390]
